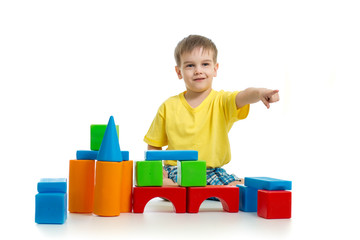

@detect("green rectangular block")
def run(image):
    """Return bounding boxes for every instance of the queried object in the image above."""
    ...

[135,161,163,187]
[90,124,119,151]
[177,160,206,187]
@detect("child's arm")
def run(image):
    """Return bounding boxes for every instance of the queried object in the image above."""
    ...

[148,145,162,150]
[236,88,279,109]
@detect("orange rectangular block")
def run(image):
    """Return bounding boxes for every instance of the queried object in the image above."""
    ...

[93,161,123,216]
[120,161,133,213]
[69,160,95,213]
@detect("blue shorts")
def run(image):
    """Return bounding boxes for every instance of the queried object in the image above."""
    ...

[164,165,241,185]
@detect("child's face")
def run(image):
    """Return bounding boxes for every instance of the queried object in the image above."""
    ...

[175,47,218,94]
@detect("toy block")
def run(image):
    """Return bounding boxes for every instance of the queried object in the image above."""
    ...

[97,116,123,162]
[135,161,163,187]
[244,177,292,190]
[91,124,119,151]
[257,190,292,219]
[237,185,257,212]
[120,160,133,213]
[76,150,129,160]
[69,160,95,213]
[177,160,206,187]
[186,186,239,213]
[93,161,123,216]
[76,150,98,160]
[145,150,198,161]
[133,186,186,213]
[38,178,67,193]
[35,193,67,224]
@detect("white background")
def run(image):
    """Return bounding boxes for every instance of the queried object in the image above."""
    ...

[1,0,359,239]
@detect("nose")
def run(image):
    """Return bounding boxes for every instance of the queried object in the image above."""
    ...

[194,65,202,75]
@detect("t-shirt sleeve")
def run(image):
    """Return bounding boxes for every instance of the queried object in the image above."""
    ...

[224,91,250,123]
[144,103,168,147]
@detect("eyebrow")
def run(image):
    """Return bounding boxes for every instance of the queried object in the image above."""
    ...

[183,59,213,65]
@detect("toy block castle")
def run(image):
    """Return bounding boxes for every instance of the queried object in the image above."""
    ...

[36,115,292,224]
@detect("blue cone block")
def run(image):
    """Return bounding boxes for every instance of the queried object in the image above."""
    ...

[97,116,123,162]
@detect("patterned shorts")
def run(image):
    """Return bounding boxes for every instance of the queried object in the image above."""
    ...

[164,165,241,185]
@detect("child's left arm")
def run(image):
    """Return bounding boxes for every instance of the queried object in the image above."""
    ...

[235,88,280,109]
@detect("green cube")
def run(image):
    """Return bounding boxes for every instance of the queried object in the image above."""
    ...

[177,160,206,187]
[136,161,163,186]
[91,124,119,151]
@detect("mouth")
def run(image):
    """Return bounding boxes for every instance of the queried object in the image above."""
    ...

[194,78,206,81]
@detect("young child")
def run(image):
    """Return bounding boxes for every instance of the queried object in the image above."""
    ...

[144,35,279,186]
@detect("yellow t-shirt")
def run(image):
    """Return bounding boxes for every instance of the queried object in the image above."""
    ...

[144,89,250,168]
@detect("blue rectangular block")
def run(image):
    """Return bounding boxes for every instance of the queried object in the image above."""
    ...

[76,150,130,161]
[237,185,257,212]
[145,150,198,161]
[35,193,67,224]
[244,177,292,190]
[37,178,67,193]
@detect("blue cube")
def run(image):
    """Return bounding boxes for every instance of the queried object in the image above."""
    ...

[35,193,67,224]
[244,177,292,190]
[237,185,257,212]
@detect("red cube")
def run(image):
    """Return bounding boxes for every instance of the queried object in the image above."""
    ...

[257,190,291,219]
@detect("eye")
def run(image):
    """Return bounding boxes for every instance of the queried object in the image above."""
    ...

[202,63,210,67]
[186,64,194,68]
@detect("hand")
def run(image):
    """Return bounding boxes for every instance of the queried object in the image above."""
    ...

[260,89,279,109]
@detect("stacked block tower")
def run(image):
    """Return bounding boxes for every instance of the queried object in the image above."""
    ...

[68,116,133,217]
[238,177,292,219]
[35,178,67,224]
[133,150,240,213]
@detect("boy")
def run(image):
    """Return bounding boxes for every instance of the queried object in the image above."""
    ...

[144,35,279,186]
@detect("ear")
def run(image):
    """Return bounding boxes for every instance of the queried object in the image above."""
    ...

[214,63,219,77]
[175,66,182,79]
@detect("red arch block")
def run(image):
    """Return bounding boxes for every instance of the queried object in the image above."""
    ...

[133,186,186,213]
[187,186,239,213]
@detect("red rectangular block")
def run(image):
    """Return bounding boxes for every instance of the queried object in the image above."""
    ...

[257,190,291,219]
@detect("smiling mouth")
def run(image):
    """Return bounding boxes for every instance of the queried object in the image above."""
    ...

[194,78,205,81]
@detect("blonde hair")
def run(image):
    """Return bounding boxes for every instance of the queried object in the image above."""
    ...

[174,35,218,66]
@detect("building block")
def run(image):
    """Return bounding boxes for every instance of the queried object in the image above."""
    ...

[244,177,292,190]
[257,190,292,219]
[135,161,163,187]
[145,150,198,161]
[38,178,67,193]
[35,193,67,224]
[69,160,95,213]
[76,150,98,160]
[91,124,119,151]
[177,160,206,187]
[186,186,239,213]
[93,161,123,216]
[97,116,123,162]
[237,185,257,212]
[120,160,133,213]
[133,186,186,213]
[76,150,129,160]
